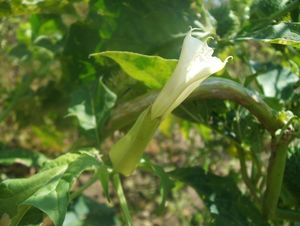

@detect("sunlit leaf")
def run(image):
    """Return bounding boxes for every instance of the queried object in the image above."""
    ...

[0,166,67,224]
[255,64,299,99]
[236,22,300,48]
[0,149,102,226]
[91,51,177,89]
[92,0,201,58]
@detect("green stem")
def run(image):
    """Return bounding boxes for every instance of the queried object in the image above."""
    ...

[104,77,283,136]
[251,151,263,190]
[70,172,99,200]
[190,78,282,133]
[89,80,102,148]
[237,147,260,205]
[262,135,290,219]
[112,173,133,226]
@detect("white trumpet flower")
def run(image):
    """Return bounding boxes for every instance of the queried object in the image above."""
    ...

[109,28,230,176]
[151,29,231,119]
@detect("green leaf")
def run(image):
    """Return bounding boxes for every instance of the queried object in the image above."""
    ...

[249,0,289,21]
[0,149,102,226]
[90,0,201,58]
[171,167,269,226]
[236,22,300,48]
[68,78,117,137]
[0,166,67,222]
[284,146,300,205]
[22,178,69,226]
[140,158,174,212]
[0,145,48,168]
[63,0,200,83]
[63,196,115,226]
[97,165,110,201]
[19,207,43,226]
[255,64,299,99]
[91,51,177,89]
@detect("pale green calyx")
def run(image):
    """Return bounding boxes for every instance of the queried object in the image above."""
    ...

[109,28,230,176]
[151,29,231,119]
[109,107,160,176]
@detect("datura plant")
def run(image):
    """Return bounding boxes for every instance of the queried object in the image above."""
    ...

[109,28,231,176]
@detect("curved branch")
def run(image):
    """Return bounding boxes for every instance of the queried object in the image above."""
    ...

[104,77,283,136]
[189,78,283,133]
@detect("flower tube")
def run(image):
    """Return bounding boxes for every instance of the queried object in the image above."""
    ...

[151,29,231,119]
[109,28,230,176]
[109,107,160,176]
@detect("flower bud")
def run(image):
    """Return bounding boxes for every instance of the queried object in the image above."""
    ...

[109,28,230,176]
[151,29,231,119]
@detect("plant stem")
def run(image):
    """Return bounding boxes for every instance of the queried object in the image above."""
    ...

[251,150,262,187]
[262,134,291,219]
[70,173,99,200]
[104,77,283,136]
[112,173,133,226]
[237,147,260,205]
[89,82,101,148]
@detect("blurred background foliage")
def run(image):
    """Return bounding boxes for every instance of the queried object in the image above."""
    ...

[1,0,300,225]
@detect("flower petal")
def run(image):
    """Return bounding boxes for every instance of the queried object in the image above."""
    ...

[151,30,229,119]
[160,58,227,117]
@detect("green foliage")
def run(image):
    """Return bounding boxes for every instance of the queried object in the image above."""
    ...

[210,4,240,38]
[1,0,300,225]
[284,147,300,205]
[250,0,289,21]
[140,158,175,212]
[237,22,300,48]
[0,166,66,220]
[0,149,102,226]
[0,145,48,168]
[68,78,117,140]
[63,196,116,226]
[88,0,200,58]
[91,51,177,89]
[171,167,269,226]
[254,64,298,97]
[0,0,79,17]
